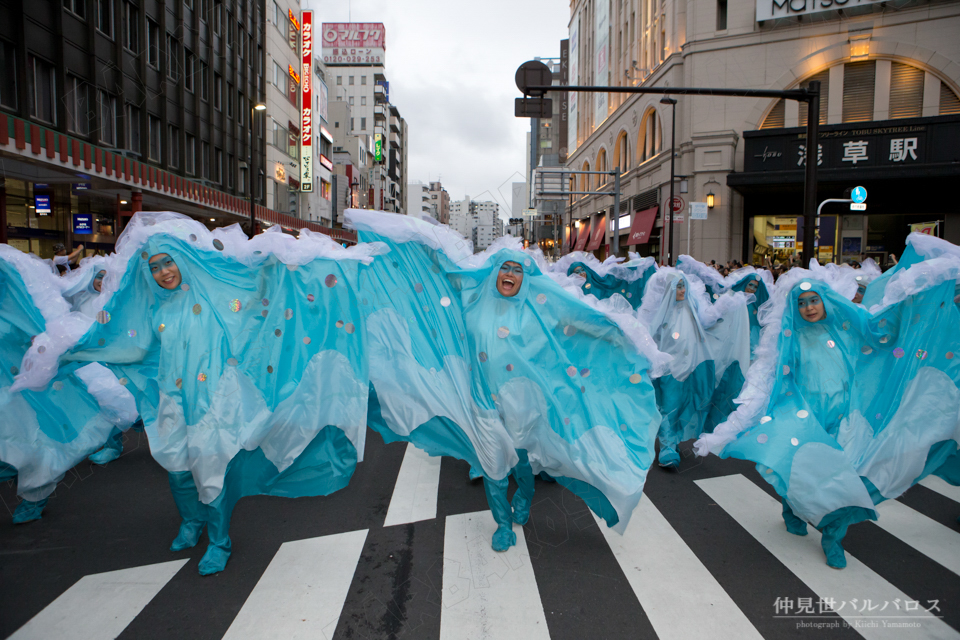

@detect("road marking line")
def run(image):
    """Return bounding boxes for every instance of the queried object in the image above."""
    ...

[919,475,960,504]
[594,498,763,640]
[383,443,442,527]
[696,474,958,640]
[221,529,368,640]
[439,510,550,640]
[9,559,187,640]
[874,500,960,576]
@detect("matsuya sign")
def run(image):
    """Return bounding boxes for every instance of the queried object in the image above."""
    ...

[756,0,885,21]
[300,11,313,192]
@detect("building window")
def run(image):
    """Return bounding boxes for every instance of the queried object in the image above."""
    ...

[147,115,161,160]
[166,35,179,81]
[99,91,118,145]
[360,117,366,130]
[214,73,222,110]
[350,117,354,131]
[198,0,208,19]
[125,104,140,153]
[360,75,366,85]
[336,76,342,85]
[213,0,222,35]
[273,61,282,88]
[63,0,86,19]
[717,0,727,30]
[199,62,209,101]
[184,51,195,91]
[227,154,234,187]
[123,2,139,51]
[889,62,925,120]
[147,19,160,67]
[287,123,298,158]
[201,141,210,178]
[65,75,91,135]
[168,125,179,167]
[185,134,196,174]
[215,148,223,183]
[349,76,354,85]
[96,0,114,36]
[360,96,366,106]
[842,60,876,124]
[348,96,354,106]
[274,180,288,212]
[941,83,960,115]
[226,82,233,117]
[27,55,56,124]
[0,41,17,111]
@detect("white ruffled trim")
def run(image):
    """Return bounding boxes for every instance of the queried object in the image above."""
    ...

[0,244,71,322]
[678,255,777,298]
[677,254,725,291]
[13,211,387,393]
[906,231,960,261]
[637,266,730,330]
[346,208,476,263]
[869,255,960,314]
[552,251,655,283]
[693,261,863,457]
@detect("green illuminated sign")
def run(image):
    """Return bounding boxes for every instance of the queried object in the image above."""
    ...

[374,134,383,162]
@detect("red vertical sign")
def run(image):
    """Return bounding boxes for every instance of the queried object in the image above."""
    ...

[300,11,314,192]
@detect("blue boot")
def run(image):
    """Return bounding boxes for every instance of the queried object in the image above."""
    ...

[468,466,483,482]
[491,525,517,552]
[820,524,847,569]
[88,428,124,465]
[512,495,531,525]
[782,499,808,536]
[12,498,47,524]
[170,520,205,551]
[511,451,535,526]
[658,446,680,469]
[198,540,232,575]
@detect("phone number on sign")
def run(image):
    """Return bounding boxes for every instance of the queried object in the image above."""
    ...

[322,55,382,64]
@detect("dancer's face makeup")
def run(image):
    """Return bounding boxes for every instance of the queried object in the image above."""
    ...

[497,261,524,297]
[149,254,182,290]
[744,280,759,294]
[675,280,686,302]
[798,291,826,323]
[93,270,106,292]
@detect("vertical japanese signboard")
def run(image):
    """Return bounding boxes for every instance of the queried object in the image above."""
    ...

[559,38,569,163]
[594,0,609,129]
[300,11,313,192]
[568,16,579,153]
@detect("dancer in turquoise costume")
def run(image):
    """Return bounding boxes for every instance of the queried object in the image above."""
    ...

[1,246,136,523]
[553,251,656,309]
[677,254,724,303]
[696,258,960,568]
[347,210,667,551]
[722,269,774,359]
[639,268,751,468]
[60,259,137,465]
[19,212,376,574]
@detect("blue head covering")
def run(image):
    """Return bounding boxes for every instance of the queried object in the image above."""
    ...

[564,258,652,309]
[458,247,661,529]
[59,214,370,506]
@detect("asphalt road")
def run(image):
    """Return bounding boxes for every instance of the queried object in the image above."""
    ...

[1,429,958,640]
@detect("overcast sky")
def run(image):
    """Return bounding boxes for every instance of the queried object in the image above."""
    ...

[306,0,570,219]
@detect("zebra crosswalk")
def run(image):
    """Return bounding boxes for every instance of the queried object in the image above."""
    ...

[3,439,960,640]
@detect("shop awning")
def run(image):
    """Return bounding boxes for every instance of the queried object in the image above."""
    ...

[586,215,607,251]
[625,206,658,245]
[573,219,591,251]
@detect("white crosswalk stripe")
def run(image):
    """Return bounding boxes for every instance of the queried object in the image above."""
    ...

[439,510,550,640]
[595,497,763,640]
[221,529,368,640]
[873,499,960,576]
[8,559,187,640]
[920,475,960,504]
[696,474,960,640]
[383,443,442,527]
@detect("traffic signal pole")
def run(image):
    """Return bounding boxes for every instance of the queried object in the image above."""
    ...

[516,65,821,267]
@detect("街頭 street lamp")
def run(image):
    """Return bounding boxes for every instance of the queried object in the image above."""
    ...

[249,102,267,238]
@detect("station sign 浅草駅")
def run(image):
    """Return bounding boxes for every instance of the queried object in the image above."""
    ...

[300,11,313,192]
[321,23,385,66]
[756,0,885,22]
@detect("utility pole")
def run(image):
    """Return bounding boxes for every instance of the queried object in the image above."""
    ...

[660,97,677,265]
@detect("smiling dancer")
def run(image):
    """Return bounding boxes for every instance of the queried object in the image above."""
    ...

[17,212,379,574]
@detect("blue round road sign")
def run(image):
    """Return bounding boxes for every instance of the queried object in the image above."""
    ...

[851,186,867,204]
